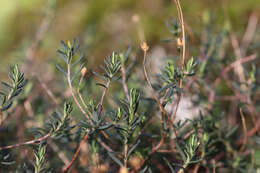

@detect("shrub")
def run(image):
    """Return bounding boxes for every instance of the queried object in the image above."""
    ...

[0,1,259,173]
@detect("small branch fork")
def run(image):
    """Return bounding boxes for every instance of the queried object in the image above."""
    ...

[67,64,89,119]
[98,80,111,117]
[65,64,112,171]
[133,1,186,172]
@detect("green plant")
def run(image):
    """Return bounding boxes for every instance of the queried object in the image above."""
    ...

[0,65,26,112]
[0,0,259,173]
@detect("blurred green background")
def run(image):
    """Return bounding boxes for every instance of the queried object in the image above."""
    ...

[0,0,259,74]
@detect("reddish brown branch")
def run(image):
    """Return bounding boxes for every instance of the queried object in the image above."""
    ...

[237,117,260,145]
[98,80,111,117]
[208,54,257,108]
[239,108,248,152]
[0,133,50,150]
[63,131,90,173]
[121,61,130,101]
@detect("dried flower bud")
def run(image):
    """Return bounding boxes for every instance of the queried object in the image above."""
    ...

[132,14,140,23]
[141,42,149,52]
[120,167,129,173]
[129,155,142,170]
[177,38,183,47]
[81,67,87,77]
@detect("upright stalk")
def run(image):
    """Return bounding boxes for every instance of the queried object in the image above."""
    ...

[172,0,187,122]
[67,64,89,119]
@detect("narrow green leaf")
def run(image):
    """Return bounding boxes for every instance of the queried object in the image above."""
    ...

[96,83,107,89]
[56,64,67,76]
[108,152,123,167]
[71,64,84,82]
[176,143,186,162]
[140,165,148,173]
[225,125,239,138]
[163,157,175,173]
[1,82,12,90]
[98,123,112,130]
[127,140,140,158]
[93,72,107,80]
[71,54,85,67]
[57,49,68,62]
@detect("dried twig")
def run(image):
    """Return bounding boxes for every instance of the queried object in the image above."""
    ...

[98,80,111,117]
[63,131,90,173]
[49,141,70,166]
[76,67,94,117]
[0,133,50,150]
[36,76,60,106]
[121,60,130,101]
[172,0,187,122]
[239,108,247,152]
[67,64,89,119]
[208,54,257,108]
[241,13,258,56]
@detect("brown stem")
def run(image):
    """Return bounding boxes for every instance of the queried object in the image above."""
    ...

[172,0,186,122]
[0,133,50,150]
[49,141,70,166]
[173,0,186,70]
[67,64,89,119]
[121,61,130,101]
[124,144,128,167]
[63,131,90,173]
[36,76,59,106]
[77,73,94,118]
[0,110,2,126]
[98,80,111,117]
[134,45,167,173]
[208,54,257,108]
[239,108,247,152]
[97,138,114,152]
[237,117,260,145]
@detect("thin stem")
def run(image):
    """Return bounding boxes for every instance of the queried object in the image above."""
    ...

[98,80,111,117]
[172,94,181,122]
[142,45,176,129]
[0,133,50,150]
[77,74,94,118]
[67,64,89,119]
[124,144,128,167]
[76,72,111,142]
[174,0,186,70]
[237,116,260,145]
[135,45,167,172]
[239,108,247,152]
[97,137,114,152]
[63,131,90,173]
[36,76,59,106]
[49,141,70,166]
[0,110,2,126]
[208,54,257,109]
[121,61,130,101]
[172,0,186,122]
